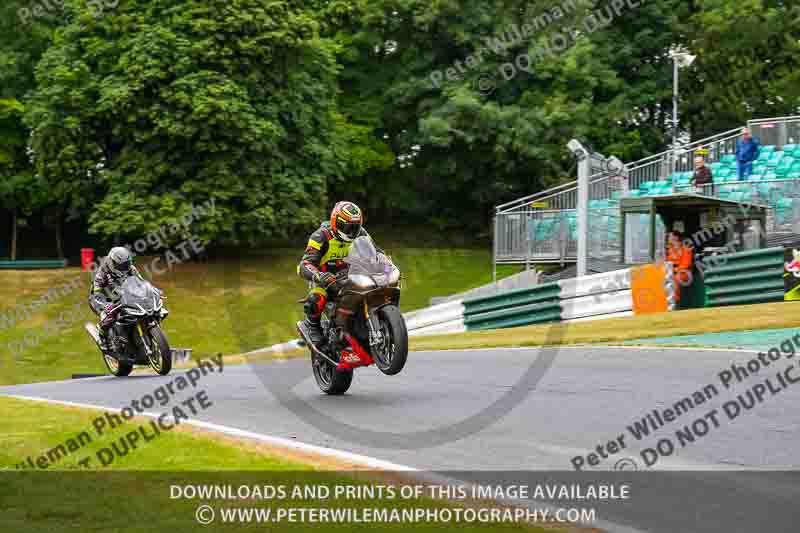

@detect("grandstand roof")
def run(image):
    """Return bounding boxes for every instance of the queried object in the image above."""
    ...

[620,193,769,212]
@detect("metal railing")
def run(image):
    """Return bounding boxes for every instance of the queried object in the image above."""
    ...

[748,116,800,150]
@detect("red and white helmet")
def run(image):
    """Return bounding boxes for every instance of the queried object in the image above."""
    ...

[330,201,363,242]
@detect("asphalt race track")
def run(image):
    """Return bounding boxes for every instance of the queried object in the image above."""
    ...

[4,346,800,532]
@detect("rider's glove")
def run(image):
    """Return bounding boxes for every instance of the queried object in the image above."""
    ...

[315,272,337,289]
[100,303,116,327]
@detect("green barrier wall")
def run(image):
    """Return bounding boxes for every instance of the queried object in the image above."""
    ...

[464,282,561,331]
[703,247,785,307]
[0,260,68,270]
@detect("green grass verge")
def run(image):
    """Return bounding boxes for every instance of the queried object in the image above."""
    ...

[0,248,520,386]
[0,397,550,533]
[0,396,306,471]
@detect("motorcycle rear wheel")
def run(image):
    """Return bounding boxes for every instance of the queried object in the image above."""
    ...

[312,353,353,395]
[103,352,133,377]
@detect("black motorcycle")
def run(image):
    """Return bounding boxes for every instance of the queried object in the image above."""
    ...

[297,236,408,395]
[85,276,172,377]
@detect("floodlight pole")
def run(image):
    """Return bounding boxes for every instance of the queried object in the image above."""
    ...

[670,50,696,171]
[672,56,679,153]
[570,141,591,278]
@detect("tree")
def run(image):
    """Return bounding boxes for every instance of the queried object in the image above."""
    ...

[684,0,800,137]
[0,98,46,259]
[26,0,343,247]
[0,0,63,257]
[341,0,689,234]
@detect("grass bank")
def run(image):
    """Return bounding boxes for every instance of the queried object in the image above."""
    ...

[0,397,556,533]
[0,248,518,385]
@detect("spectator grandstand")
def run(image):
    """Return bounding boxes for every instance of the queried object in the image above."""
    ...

[494,115,800,274]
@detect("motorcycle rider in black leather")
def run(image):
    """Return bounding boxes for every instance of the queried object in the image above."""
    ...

[88,246,143,352]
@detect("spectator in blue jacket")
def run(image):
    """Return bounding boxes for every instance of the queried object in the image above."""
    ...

[735,127,760,179]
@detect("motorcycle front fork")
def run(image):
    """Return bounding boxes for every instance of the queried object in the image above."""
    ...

[365,305,384,350]
[326,305,384,353]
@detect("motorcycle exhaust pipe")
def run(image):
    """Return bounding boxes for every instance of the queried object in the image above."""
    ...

[296,324,340,367]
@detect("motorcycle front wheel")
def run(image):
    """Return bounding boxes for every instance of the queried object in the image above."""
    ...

[144,324,172,376]
[373,305,408,376]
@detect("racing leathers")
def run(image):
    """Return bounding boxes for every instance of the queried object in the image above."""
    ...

[298,222,377,345]
[89,260,144,346]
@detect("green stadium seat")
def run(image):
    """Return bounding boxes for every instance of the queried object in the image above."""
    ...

[775,156,795,176]
[536,219,557,241]
[766,151,784,167]
[716,166,733,179]
[782,144,799,157]
[720,154,736,164]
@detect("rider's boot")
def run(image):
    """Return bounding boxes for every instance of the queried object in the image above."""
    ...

[304,317,326,347]
[303,292,327,347]
[98,325,112,353]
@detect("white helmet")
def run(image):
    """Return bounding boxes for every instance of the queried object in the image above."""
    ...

[107,246,133,275]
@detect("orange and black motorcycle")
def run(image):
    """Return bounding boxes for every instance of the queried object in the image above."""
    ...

[297,237,408,395]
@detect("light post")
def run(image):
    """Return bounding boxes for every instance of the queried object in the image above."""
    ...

[669,49,696,157]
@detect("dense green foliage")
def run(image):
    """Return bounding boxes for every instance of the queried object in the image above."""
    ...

[1,0,798,255]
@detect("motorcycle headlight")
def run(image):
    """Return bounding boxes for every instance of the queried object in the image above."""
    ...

[387,267,401,286]
[350,274,377,290]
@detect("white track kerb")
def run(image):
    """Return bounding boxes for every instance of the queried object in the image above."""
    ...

[5,394,416,471]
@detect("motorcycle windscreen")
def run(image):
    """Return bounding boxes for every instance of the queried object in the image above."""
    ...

[344,236,393,277]
[119,276,157,311]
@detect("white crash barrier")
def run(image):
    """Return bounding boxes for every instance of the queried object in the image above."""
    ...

[407,318,466,337]
[559,289,634,321]
[403,299,465,332]
[558,268,632,299]
[558,268,634,322]
[563,310,634,323]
